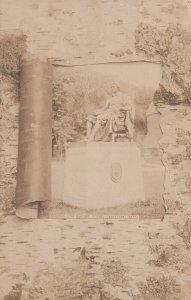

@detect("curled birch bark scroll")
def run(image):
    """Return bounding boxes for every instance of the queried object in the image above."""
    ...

[16,57,52,218]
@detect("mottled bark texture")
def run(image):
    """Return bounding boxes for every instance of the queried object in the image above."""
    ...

[16,57,52,218]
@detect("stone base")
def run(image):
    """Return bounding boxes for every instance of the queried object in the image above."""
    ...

[63,142,145,209]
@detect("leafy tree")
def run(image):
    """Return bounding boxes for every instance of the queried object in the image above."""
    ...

[135,23,191,105]
[52,71,109,156]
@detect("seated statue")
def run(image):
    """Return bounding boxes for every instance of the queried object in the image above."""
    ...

[86,84,135,142]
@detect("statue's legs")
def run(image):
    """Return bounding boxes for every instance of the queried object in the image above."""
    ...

[87,112,111,141]
[86,120,93,139]
[88,119,101,141]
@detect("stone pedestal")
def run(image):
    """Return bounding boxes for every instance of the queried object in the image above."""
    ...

[63,142,145,209]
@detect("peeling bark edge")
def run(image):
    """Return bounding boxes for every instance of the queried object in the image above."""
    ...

[51,59,161,68]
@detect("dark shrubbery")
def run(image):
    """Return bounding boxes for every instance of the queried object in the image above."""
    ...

[132,276,184,300]
[0,34,26,79]
[135,23,191,105]
[176,216,191,249]
[154,85,181,106]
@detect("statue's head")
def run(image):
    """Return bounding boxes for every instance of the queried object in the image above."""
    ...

[110,83,120,96]
[118,109,126,119]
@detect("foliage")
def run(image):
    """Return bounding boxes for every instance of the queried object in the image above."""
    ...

[0,34,26,79]
[132,276,183,300]
[176,128,191,161]
[101,258,129,288]
[52,81,81,147]
[154,85,180,105]
[24,254,130,299]
[135,23,191,105]
[0,79,18,214]
[147,242,190,272]
[4,283,23,300]
[176,216,191,249]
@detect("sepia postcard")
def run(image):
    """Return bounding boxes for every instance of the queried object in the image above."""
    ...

[0,0,191,299]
